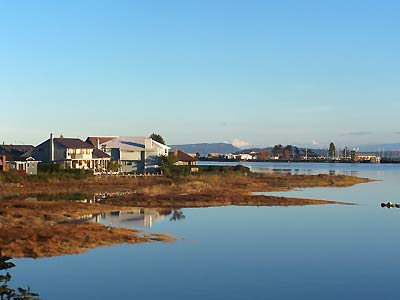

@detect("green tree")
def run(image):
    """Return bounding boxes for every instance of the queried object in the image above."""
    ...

[150,133,165,145]
[329,142,336,158]
[107,160,121,172]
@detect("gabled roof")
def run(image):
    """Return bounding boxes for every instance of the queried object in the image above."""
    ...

[92,148,111,159]
[86,136,117,147]
[0,145,34,153]
[152,139,171,150]
[101,137,146,151]
[54,138,94,149]
[170,150,198,162]
[97,136,170,152]
[0,145,35,161]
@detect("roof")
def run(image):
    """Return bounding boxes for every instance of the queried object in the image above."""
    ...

[0,145,35,161]
[170,150,198,162]
[101,137,146,151]
[92,148,111,159]
[86,136,117,147]
[98,136,170,151]
[0,145,34,153]
[54,138,94,149]
[152,139,171,150]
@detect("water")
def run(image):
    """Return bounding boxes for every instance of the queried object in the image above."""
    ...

[10,162,400,299]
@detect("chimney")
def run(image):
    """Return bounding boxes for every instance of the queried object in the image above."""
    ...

[174,148,178,157]
[50,132,55,162]
[1,155,7,172]
[97,138,100,149]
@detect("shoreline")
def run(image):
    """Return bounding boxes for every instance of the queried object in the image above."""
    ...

[0,172,372,258]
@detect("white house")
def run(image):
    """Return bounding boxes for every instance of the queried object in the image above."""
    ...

[240,153,254,160]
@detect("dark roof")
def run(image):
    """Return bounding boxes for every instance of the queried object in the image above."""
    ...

[18,149,35,160]
[0,145,35,161]
[169,150,198,162]
[92,148,111,159]
[54,138,94,149]
[0,145,34,153]
[86,137,116,147]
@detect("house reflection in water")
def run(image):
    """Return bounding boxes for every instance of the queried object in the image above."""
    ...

[94,209,172,228]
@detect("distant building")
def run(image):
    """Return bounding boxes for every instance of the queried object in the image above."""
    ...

[240,153,253,160]
[207,153,222,158]
[224,153,239,160]
[351,149,380,163]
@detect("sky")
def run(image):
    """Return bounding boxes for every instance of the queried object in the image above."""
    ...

[1,0,399,148]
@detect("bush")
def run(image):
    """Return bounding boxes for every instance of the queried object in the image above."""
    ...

[160,157,250,178]
[0,170,27,183]
[160,156,191,177]
[196,165,250,174]
[37,162,93,179]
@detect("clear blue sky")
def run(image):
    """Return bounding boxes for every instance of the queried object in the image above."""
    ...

[1,0,399,148]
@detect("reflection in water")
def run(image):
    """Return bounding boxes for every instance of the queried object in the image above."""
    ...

[0,255,40,299]
[92,208,186,228]
[170,210,186,221]
[253,166,359,177]
[93,209,173,228]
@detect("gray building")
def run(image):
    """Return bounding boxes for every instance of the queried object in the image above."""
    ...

[86,136,170,174]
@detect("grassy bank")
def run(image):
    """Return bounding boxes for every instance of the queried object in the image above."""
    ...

[0,168,371,199]
[0,166,372,258]
[0,200,175,258]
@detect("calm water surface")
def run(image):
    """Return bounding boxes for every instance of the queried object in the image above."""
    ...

[11,163,400,299]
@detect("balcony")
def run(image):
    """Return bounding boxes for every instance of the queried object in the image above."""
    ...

[67,153,92,160]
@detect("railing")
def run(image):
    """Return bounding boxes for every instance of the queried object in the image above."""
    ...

[67,154,91,160]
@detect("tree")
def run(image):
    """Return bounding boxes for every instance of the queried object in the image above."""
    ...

[150,133,165,145]
[170,209,185,221]
[329,142,336,158]
[283,145,292,161]
[272,144,283,158]
[258,151,270,161]
[107,160,121,172]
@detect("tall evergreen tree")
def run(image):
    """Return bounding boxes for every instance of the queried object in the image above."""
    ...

[329,142,336,158]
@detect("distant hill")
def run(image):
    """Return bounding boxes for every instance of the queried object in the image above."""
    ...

[169,143,240,157]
